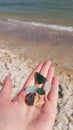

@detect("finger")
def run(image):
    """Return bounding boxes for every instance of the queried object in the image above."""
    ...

[38,60,51,89]
[22,62,44,89]
[47,66,55,84]
[0,76,13,100]
[47,77,58,106]
[43,66,54,100]
[39,60,51,78]
[41,77,58,114]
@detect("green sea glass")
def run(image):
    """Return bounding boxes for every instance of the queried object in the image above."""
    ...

[36,88,45,95]
[36,72,47,84]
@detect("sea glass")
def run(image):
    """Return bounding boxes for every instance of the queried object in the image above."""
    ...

[36,72,47,84]
[36,88,45,95]
[26,86,37,93]
[44,81,51,93]
[25,92,36,105]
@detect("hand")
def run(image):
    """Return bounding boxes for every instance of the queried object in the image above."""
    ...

[0,60,58,130]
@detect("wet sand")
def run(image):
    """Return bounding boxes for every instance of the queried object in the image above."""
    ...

[0,19,73,130]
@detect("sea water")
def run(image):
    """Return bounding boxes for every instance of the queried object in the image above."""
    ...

[0,0,73,26]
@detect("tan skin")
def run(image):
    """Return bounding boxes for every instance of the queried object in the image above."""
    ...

[0,60,58,130]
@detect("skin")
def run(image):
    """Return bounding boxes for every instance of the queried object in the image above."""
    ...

[0,60,58,130]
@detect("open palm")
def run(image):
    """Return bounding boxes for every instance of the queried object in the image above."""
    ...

[0,61,58,130]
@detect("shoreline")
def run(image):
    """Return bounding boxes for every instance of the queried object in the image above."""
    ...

[0,31,73,72]
[0,12,73,26]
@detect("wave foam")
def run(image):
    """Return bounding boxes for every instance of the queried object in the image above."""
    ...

[2,18,73,32]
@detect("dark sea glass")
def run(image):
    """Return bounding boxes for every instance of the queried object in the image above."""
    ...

[36,72,47,84]
[36,88,45,95]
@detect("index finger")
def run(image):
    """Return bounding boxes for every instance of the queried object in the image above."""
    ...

[22,62,44,89]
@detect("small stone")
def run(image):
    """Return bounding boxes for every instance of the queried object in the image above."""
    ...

[25,92,36,105]
[59,84,63,91]
[36,88,45,95]
[26,86,37,93]
[71,113,73,117]
[36,72,47,84]
[44,81,51,93]
[58,90,63,98]
[58,84,63,98]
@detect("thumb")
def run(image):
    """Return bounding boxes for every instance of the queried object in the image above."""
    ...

[0,76,13,100]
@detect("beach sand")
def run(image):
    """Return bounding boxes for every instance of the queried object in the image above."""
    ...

[0,20,73,130]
